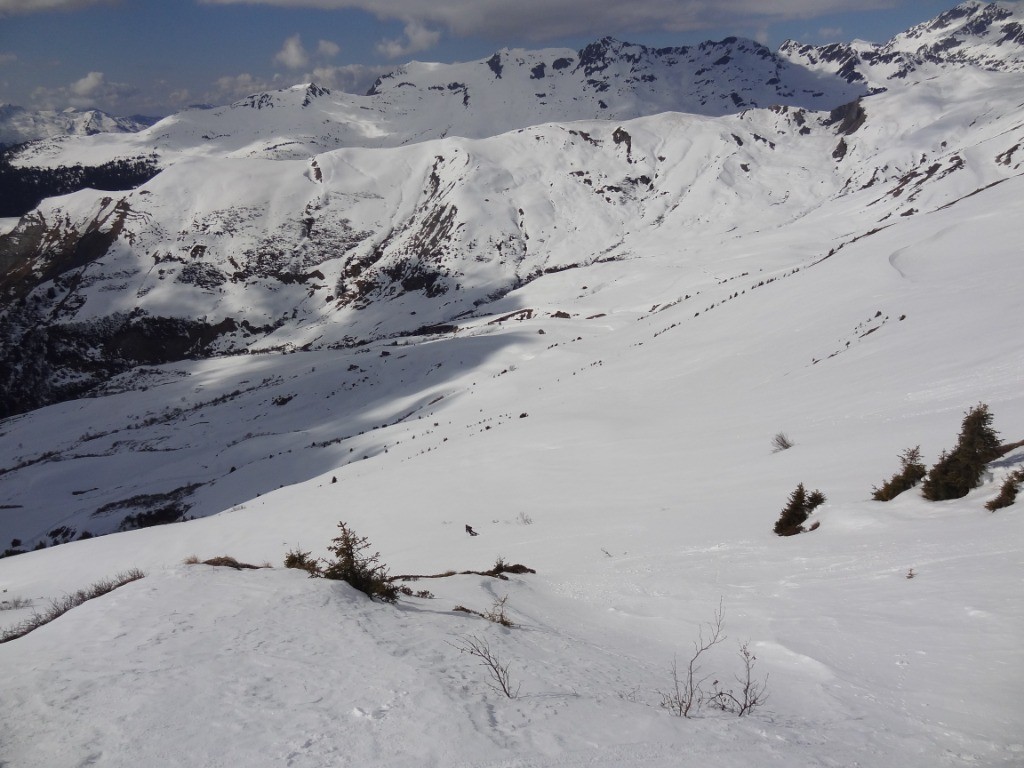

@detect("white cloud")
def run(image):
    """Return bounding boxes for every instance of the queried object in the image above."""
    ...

[317,39,340,58]
[28,70,138,110]
[274,33,310,69]
[0,52,17,64]
[70,70,105,97]
[198,0,907,42]
[817,27,844,40]
[167,88,191,105]
[376,21,441,59]
[210,72,279,102]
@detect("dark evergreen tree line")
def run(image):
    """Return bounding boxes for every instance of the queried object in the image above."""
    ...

[0,146,160,218]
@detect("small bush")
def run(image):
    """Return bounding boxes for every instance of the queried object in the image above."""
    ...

[658,602,769,718]
[0,569,145,644]
[283,527,399,602]
[451,594,517,626]
[482,594,516,627]
[449,634,520,699]
[773,483,826,536]
[708,642,769,717]
[922,404,1001,501]
[986,468,1024,511]
[771,432,795,453]
[872,446,927,501]
[397,585,435,599]
[200,556,263,570]
[321,522,399,603]
[0,595,32,611]
[659,603,726,717]
[283,548,321,576]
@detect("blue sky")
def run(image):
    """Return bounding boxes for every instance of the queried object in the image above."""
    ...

[0,0,994,116]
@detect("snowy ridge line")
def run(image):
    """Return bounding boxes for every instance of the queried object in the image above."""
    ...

[5,2,1022,170]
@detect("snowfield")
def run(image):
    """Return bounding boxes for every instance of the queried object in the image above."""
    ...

[1,170,1021,764]
[1,3,1024,766]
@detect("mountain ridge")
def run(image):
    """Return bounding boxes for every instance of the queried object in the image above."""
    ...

[0,104,154,149]
[7,1,1021,172]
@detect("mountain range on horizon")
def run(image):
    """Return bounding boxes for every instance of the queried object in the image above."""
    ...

[3,0,1023,157]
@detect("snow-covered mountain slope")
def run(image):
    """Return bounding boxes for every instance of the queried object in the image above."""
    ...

[0,146,1022,767]
[1,5,1023,767]
[0,104,151,148]
[9,37,870,171]
[11,2,1023,173]
[2,64,1021,417]
[780,0,1024,87]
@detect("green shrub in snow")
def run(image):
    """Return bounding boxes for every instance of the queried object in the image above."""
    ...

[922,404,1001,501]
[284,523,398,603]
[872,446,927,501]
[985,468,1024,512]
[773,483,825,536]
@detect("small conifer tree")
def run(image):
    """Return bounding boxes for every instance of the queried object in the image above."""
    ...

[321,522,399,603]
[985,468,1024,512]
[872,446,927,501]
[774,484,826,536]
[922,404,1001,501]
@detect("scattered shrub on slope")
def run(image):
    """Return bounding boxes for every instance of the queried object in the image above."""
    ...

[283,523,398,603]
[872,446,927,501]
[283,548,321,576]
[985,468,1024,511]
[773,483,826,536]
[922,404,1001,501]
[771,432,795,453]
[0,569,145,644]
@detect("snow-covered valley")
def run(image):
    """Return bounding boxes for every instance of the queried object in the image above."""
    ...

[1,3,1023,766]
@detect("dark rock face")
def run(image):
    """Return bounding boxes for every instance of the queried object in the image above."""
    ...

[487,53,504,78]
[826,100,867,135]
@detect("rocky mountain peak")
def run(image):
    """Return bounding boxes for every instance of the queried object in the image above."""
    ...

[779,0,1024,87]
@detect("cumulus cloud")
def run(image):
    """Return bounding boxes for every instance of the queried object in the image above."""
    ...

[167,88,191,105]
[0,0,115,16]
[26,72,191,116]
[376,21,441,59]
[273,34,343,70]
[29,70,139,109]
[317,39,340,58]
[274,33,310,69]
[70,70,105,97]
[210,72,279,101]
[198,0,907,42]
